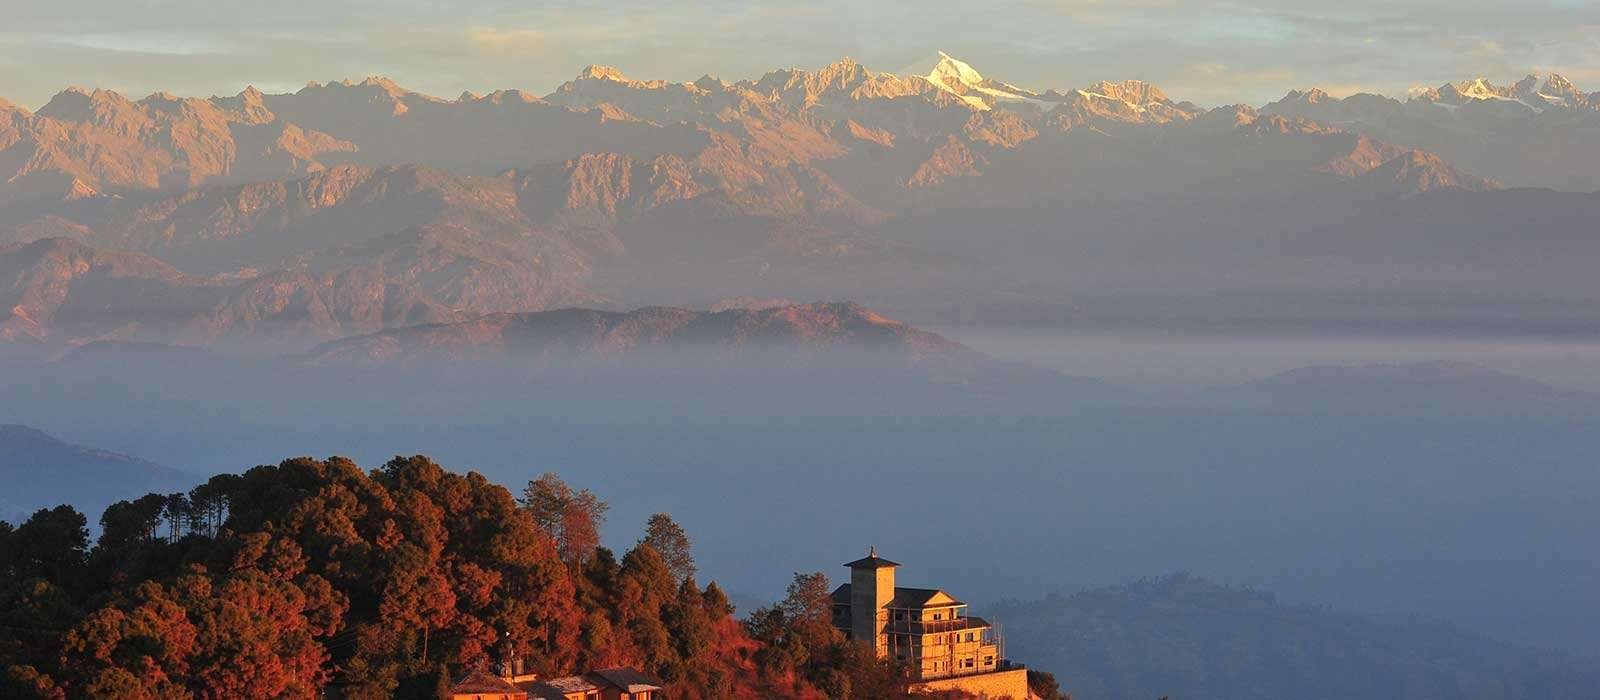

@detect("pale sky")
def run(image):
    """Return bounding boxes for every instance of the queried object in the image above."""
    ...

[2,0,1599,110]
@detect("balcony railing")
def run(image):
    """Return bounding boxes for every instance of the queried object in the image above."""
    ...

[884,618,989,635]
[912,659,1025,681]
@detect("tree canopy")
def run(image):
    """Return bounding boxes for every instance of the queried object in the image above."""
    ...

[0,456,912,699]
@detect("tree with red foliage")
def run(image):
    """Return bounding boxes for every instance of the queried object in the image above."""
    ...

[4,455,926,699]
[521,472,609,566]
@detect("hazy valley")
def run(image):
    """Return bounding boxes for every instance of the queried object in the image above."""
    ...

[4,47,1600,699]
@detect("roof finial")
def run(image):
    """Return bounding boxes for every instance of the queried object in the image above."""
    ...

[869,545,877,558]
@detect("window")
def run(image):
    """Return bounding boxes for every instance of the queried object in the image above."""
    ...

[984,656,994,666]
[964,658,975,668]
[965,632,974,642]
[933,612,943,620]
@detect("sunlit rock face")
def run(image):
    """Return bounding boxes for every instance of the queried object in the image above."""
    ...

[1262,72,1600,190]
[9,50,1584,357]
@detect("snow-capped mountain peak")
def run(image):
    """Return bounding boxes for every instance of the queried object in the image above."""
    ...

[1408,72,1600,112]
[578,65,633,83]
[920,51,1042,111]
[1457,77,1497,100]
[1543,73,1577,94]
[927,51,988,90]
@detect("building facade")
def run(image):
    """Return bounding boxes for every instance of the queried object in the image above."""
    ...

[444,668,528,700]
[830,549,1031,699]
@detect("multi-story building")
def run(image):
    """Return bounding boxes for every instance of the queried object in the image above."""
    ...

[830,548,1031,699]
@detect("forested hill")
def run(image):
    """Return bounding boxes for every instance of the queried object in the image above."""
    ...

[994,574,1599,700]
[0,456,972,699]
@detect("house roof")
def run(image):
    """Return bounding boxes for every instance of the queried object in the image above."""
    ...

[891,587,963,608]
[830,583,965,609]
[589,667,664,692]
[843,547,900,569]
[450,668,526,695]
[521,675,599,699]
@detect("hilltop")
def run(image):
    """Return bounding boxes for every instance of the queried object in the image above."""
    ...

[0,455,958,698]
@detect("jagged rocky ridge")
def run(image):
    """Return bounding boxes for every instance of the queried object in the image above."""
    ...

[3,52,1594,349]
[1264,73,1600,189]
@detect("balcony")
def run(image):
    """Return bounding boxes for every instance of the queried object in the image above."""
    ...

[911,658,1025,682]
[884,617,991,636]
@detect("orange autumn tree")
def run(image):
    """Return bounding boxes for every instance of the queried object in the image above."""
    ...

[0,455,900,699]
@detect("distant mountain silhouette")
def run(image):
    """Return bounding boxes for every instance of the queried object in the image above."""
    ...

[1211,360,1596,413]
[0,424,192,522]
[300,301,1127,401]
[994,573,1600,700]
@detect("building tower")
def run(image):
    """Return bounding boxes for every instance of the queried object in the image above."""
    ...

[845,546,899,657]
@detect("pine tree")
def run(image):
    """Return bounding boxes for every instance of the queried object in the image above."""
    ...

[641,513,697,584]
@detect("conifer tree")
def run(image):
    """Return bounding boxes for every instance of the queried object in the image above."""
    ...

[641,512,697,584]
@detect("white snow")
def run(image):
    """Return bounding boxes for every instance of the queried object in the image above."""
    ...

[918,50,1052,111]
[927,51,988,88]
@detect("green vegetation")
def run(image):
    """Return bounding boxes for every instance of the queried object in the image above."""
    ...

[0,456,907,699]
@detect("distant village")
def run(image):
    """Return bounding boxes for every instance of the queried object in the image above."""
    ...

[445,549,1031,700]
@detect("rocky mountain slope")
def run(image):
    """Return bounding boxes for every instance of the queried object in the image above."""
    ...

[4,53,1594,349]
[2,52,1497,217]
[0,236,472,352]
[1264,73,1600,189]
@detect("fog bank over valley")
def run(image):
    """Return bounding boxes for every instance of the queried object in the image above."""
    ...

[935,327,1600,391]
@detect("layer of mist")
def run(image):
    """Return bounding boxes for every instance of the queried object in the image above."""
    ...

[4,339,1598,666]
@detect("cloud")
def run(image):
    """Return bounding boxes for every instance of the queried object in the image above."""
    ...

[464,27,549,60]
[1169,62,1298,104]
[1313,83,1372,98]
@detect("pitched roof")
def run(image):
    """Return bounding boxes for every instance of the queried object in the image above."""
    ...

[843,547,900,569]
[450,668,526,695]
[890,586,963,608]
[521,675,599,699]
[829,584,965,608]
[589,667,664,692]
[831,583,851,605]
